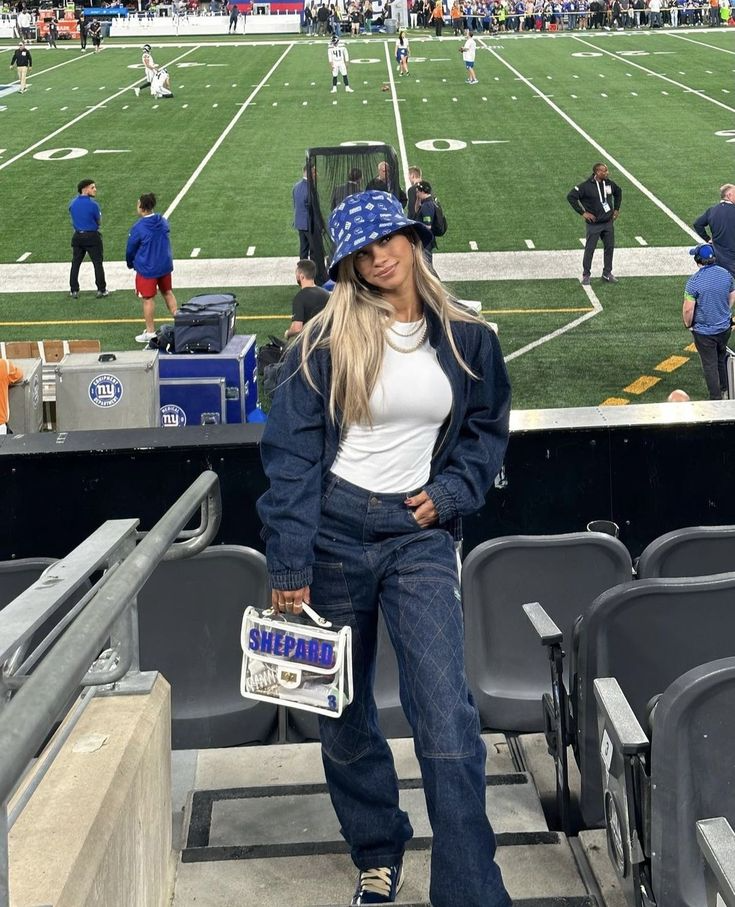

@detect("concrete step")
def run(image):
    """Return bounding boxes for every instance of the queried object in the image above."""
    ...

[174,838,592,906]
[171,734,592,907]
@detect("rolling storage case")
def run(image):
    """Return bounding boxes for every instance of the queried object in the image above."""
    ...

[160,377,227,427]
[8,358,43,434]
[158,335,257,422]
[174,293,238,354]
[55,350,159,431]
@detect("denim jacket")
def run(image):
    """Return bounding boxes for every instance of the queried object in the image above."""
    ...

[257,306,511,590]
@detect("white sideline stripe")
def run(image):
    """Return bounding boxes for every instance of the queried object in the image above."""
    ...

[0,247,697,294]
[505,284,603,363]
[480,39,700,242]
[571,35,735,115]
[635,236,648,246]
[191,247,201,257]
[525,239,535,249]
[383,41,410,188]
[163,44,294,221]
[666,32,735,56]
[0,46,199,173]
[16,253,31,263]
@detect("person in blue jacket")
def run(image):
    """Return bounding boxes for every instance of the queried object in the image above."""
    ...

[256,190,512,907]
[126,192,177,343]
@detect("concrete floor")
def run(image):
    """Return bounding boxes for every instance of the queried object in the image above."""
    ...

[170,734,603,907]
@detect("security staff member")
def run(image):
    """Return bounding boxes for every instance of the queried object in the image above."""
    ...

[68,178,108,299]
[567,162,622,285]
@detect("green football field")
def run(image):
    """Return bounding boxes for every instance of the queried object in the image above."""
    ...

[0,27,733,408]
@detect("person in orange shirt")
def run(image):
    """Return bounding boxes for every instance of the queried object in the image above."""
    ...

[0,358,23,434]
[432,0,444,34]
[450,0,463,32]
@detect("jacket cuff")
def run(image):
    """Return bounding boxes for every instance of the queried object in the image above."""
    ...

[424,480,458,523]
[269,567,313,591]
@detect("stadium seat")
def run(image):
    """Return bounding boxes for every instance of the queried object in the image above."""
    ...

[137,545,277,749]
[594,657,735,907]
[286,609,412,741]
[527,572,735,833]
[636,524,735,578]
[0,557,91,661]
[0,558,56,609]
[462,532,633,733]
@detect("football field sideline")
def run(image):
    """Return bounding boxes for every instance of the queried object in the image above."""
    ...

[0,245,695,294]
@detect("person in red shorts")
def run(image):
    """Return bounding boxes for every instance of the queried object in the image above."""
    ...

[125,192,178,343]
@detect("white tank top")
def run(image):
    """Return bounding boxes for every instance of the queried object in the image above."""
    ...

[330,320,453,493]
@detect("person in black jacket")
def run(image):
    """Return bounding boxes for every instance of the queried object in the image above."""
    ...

[567,162,622,285]
[9,42,31,92]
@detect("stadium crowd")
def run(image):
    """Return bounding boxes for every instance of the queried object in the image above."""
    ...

[299,0,733,34]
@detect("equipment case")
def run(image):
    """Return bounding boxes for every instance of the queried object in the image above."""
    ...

[160,377,227,427]
[158,335,257,423]
[55,350,159,431]
[174,294,238,354]
[8,358,43,434]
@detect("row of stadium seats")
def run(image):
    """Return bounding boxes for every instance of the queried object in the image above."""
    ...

[4,525,735,906]
[3,523,734,748]
[519,528,735,907]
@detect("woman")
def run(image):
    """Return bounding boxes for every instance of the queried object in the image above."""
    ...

[257,190,512,907]
[395,29,410,75]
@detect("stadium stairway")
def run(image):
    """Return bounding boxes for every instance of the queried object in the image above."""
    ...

[170,733,620,906]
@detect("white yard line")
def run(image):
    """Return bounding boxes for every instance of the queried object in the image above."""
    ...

[479,38,700,242]
[570,35,735,115]
[0,246,696,294]
[505,284,603,363]
[163,44,294,220]
[383,41,411,187]
[0,46,200,173]
[665,32,735,55]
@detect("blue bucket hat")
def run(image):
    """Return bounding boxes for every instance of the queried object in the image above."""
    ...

[327,190,434,280]
[690,243,716,263]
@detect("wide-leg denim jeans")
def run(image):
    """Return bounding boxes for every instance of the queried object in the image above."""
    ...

[310,474,511,907]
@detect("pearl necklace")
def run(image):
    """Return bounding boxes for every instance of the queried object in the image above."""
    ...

[384,318,428,354]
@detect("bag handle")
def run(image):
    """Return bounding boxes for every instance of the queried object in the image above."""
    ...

[264,602,333,629]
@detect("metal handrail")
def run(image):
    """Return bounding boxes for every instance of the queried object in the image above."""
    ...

[0,469,221,809]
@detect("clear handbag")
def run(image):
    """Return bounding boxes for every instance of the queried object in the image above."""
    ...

[240,602,353,718]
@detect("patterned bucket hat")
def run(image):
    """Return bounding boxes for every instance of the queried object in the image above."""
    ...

[327,190,434,280]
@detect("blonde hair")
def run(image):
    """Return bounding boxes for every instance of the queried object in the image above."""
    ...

[295,234,486,427]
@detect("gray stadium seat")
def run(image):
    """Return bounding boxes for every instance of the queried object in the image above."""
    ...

[569,572,735,829]
[0,558,56,609]
[0,557,92,659]
[137,545,277,749]
[595,657,735,907]
[637,524,735,578]
[462,532,632,732]
[287,609,412,741]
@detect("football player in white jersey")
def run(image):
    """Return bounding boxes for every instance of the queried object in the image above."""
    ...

[134,44,158,97]
[327,34,354,94]
[150,67,174,99]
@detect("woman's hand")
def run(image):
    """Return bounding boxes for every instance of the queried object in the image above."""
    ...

[405,490,438,528]
[272,586,310,615]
